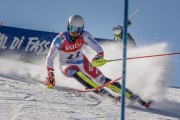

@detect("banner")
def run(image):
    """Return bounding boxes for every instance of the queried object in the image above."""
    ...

[0,25,112,58]
[0,26,58,56]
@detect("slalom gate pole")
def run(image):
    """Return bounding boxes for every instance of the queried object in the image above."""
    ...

[121,0,129,120]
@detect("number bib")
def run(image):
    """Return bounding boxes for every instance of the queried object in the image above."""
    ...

[58,32,85,62]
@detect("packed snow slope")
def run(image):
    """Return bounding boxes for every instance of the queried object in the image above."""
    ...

[0,41,180,120]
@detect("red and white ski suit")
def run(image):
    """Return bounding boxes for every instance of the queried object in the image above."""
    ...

[46,31,106,85]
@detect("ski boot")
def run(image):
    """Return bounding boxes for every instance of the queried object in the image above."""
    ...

[115,96,121,103]
[131,95,152,109]
[99,89,114,98]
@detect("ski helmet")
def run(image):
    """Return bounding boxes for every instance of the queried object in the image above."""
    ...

[68,15,84,34]
[113,25,122,31]
[68,15,84,27]
[113,25,122,35]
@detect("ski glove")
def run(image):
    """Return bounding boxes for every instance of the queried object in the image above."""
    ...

[127,20,131,26]
[92,52,104,61]
[47,68,55,79]
[92,52,106,67]
[46,68,56,89]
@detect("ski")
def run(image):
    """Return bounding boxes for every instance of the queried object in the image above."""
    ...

[44,74,152,109]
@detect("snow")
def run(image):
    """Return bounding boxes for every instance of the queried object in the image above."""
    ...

[0,74,180,120]
[0,42,180,120]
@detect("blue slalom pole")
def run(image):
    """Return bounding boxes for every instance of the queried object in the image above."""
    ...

[121,0,129,120]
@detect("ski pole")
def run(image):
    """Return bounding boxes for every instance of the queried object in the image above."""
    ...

[66,77,122,92]
[120,8,139,29]
[91,52,180,67]
[128,9,138,21]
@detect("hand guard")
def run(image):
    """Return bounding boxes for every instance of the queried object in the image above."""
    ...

[92,52,106,67]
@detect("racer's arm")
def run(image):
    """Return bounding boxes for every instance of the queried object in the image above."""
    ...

[83,31,104,58]
[127,33,137,47]
[46,36,61,72]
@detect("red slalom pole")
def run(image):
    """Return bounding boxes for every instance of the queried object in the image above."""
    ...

[127,52,180,60]
[65,77,122,92]
[107,52,180,62]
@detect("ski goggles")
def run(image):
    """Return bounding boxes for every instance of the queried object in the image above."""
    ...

[69,26,83,33]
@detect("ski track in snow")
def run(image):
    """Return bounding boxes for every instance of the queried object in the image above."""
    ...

[0,42,180,120]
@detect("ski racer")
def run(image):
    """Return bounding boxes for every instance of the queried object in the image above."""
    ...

[113,22,137,47]
[45,15,150,108]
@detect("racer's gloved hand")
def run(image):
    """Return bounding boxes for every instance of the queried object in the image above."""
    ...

[45,68,56,89]
[92,52,104,61]
[92,52,106,67]
[127,20,131,26]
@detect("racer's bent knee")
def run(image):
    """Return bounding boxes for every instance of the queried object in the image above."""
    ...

[62,65,80,77]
